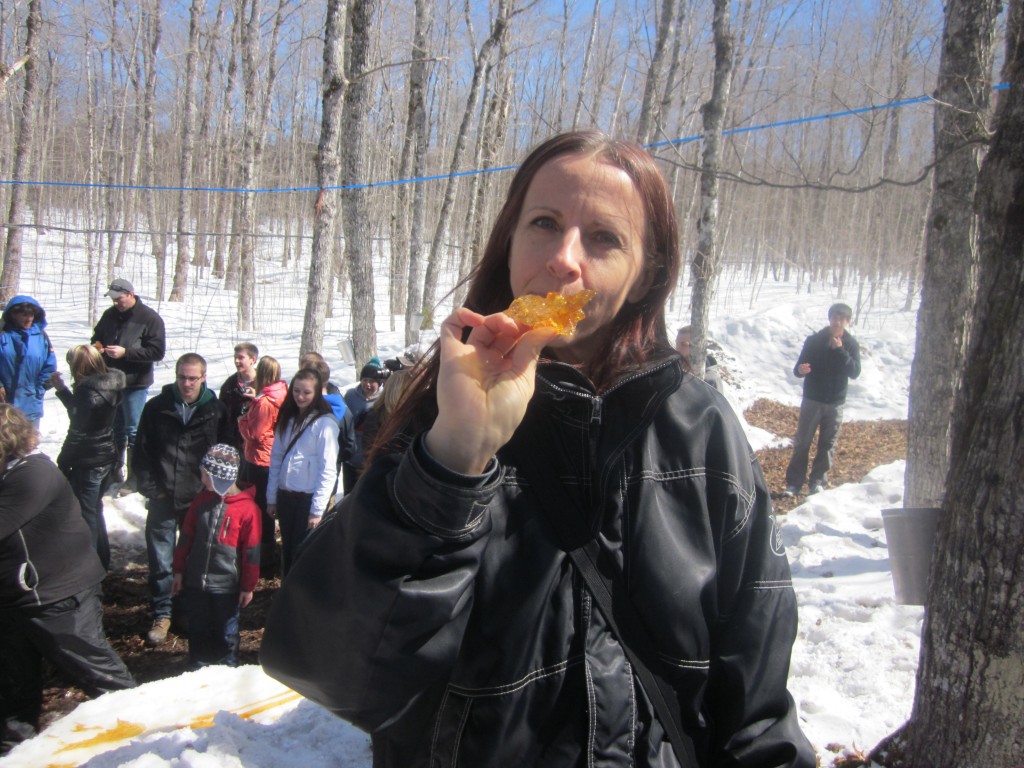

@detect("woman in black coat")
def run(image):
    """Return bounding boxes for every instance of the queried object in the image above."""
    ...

[0,404,134,755]
[52,344,126,570]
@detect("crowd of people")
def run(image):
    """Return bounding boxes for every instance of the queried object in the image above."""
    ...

[0,130,868,765]
[0,277,419,753]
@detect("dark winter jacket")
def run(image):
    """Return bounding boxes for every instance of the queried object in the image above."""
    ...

[0,295,57,421]
[262,358,814,768]
[173,485,261,594]
[219,372,256,450]
[343,386,379,469]
[133,383,228,512]
[324,392,358,466]
[0,454,104,608]
[91,300,166,389]
[793,326,861,405]
[55,369,126,471]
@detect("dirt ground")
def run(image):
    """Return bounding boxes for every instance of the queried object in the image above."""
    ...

[37,399,906,731]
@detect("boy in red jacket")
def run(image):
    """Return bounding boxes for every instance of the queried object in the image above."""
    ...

[172,444,260,667]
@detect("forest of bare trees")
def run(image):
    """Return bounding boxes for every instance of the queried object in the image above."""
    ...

[0,0,955,353]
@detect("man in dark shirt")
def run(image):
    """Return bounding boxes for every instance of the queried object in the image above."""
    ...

[91,278,166,485]
[219,342,259,451]
[783,303,861,496]
[133,353,228,646]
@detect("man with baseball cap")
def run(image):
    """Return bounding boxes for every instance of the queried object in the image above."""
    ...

[91,278,166,489]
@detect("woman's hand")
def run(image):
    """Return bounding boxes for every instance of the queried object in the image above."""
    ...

[425,307,558,474]
[239,590,254,609]
[171,573,183,596]
[307,515,321,530]
[49,371,67,391]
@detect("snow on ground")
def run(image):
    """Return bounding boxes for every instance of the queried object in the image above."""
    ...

[2,236,920,767]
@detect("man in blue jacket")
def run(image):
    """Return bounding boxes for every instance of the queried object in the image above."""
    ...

[784,302,862,496]
[0,295,57,425]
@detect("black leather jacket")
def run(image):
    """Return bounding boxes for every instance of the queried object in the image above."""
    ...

[262,358,814,767]
[55,369,125,471]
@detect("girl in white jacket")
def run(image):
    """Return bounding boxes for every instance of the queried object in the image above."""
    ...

[266,368,339,576]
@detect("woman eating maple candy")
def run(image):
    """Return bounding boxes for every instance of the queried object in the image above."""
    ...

[262,131,814,767]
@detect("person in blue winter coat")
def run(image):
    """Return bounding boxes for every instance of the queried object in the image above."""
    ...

[0,295,57,424]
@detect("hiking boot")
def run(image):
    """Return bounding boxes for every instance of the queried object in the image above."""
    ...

[146,617,171,647]
[783,485,799,498]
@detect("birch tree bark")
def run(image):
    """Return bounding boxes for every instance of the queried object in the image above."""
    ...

[875,4,1024,762]
[341,0,378,364]
[300,0,347,357]
[0,0,41,303]
[903,0,1000,509]
[689,0,733,380]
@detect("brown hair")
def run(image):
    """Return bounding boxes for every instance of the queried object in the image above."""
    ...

[276,368,331,435]
[254,356,281,393]
[374,130,680,465]
[176,353,208,375]
[234,342,259,358]
[298,352,331,390]
[0,404,39,467]
[66,344,109,381]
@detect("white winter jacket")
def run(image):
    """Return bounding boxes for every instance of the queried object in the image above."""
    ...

[267,412,339,517]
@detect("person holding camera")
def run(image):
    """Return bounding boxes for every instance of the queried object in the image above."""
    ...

[218,342,259,452]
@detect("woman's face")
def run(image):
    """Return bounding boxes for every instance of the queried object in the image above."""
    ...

[292,378,317,412]
[9,305,36,330]
[507,154,649,366]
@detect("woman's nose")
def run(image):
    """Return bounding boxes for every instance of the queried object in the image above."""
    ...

[546,229,583,281]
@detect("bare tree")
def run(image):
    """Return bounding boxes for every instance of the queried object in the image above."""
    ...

[635,0,676,144]
[341,0,378,364]
[0,0,41,302]
[420,0,513,328]
[169,0,205,302]
[875,3,1024,762]
[689,0,733,379]
[301,0,348,357]
[903,0,1000,509]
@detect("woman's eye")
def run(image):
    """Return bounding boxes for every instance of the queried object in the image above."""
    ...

[592,230,622,247]
[531,216,558,231]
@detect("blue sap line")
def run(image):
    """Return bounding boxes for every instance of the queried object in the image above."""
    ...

[1,84,1009,195]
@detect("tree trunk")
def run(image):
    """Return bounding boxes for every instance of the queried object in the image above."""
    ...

[341,0,378,365]
[0,0,41,303]
[169,0,205,302]
[420,0,510,328]
[635,0,675,145]
[877,5,1024,763]
[142,0,167,300]
[301,0,347,357]
[689,0,733,380]
[903,0,1000,509]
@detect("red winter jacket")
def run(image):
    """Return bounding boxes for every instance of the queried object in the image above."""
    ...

[173,485,261,594]
[238,380,287,467]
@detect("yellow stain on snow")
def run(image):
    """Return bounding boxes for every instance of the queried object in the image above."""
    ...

[47,688,302,763]
[56,719,146,752]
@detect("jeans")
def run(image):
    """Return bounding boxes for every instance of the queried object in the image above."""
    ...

[115,387,149,448]
[277,490,314,578]
[65,464,113,570]
[785,399,844,489]
[145,496,185,619]
[183,588,241,667]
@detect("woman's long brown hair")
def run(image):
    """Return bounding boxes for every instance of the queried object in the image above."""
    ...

[368,130,680,467]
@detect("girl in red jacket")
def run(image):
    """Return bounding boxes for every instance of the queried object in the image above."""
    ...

[172,444,261,667]
[237,356,286,576]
